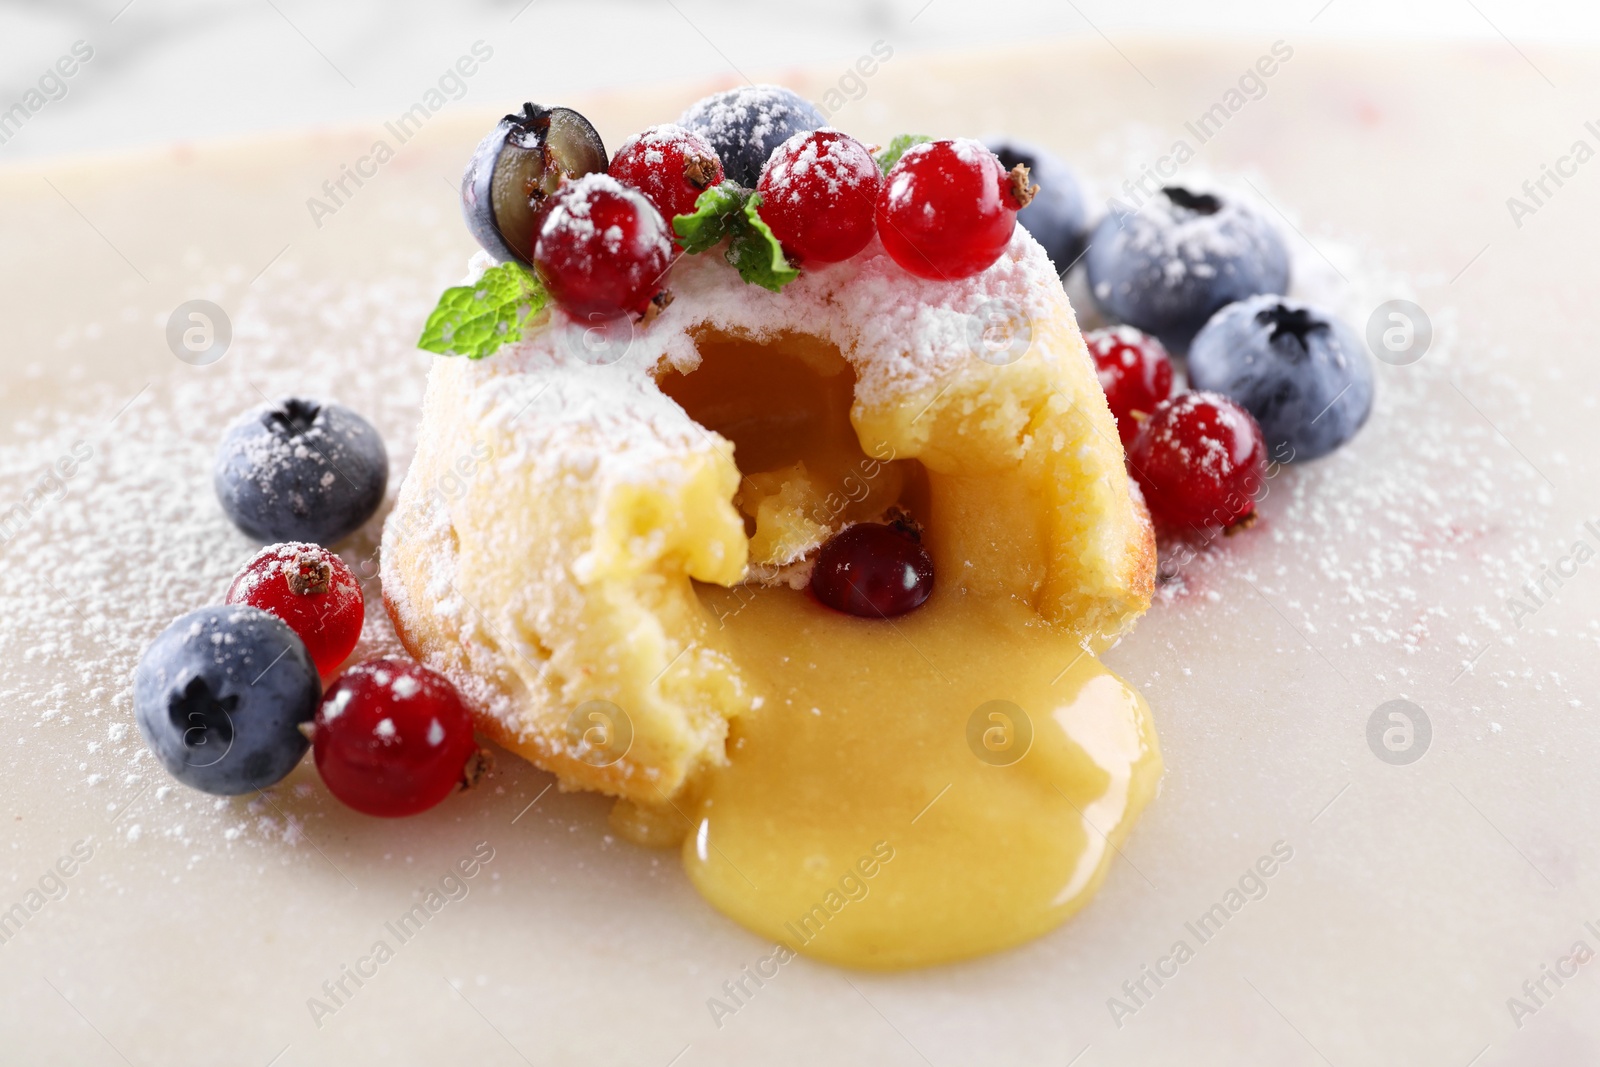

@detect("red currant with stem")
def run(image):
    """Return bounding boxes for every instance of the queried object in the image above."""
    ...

[313,658,478,818]
[756,129,880,265]
[1085,326,1176,446]
[810,522,934,617]
[533,173,675,318]
[225,542,363,676]
[1127,391,1267,531]
[608,124,723,246]
[876,138,1033,280]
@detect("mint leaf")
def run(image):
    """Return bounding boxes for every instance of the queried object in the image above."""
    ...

[729,193,799,292]
[875,134,932,174]
[418,261,548,359]
[673,181,748,254]
[673,181,799,292]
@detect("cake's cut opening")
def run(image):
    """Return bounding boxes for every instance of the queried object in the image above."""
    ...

[658,329,928,575]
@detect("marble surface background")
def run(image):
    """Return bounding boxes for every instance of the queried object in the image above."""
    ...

[2,0,1598,162]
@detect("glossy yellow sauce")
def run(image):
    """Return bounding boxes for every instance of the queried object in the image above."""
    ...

[645,329,1161,968]
[685,583,1161,969]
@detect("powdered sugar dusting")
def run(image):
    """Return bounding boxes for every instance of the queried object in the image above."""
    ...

[612,124,705,169]
[0,265,423,852]
[541,172,673,286]
[682,86,805,145]
[226,540,362,619]
[462,219,1067,425]
[3,120,1582,858]
[1071,153,1577,719]
[761,127,875,201]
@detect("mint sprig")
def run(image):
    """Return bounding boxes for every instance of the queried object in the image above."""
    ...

[673,182,799,293]
[418,260,548,359]
[674,181,747,254]
[728,194,799,292]
[875,134,932,174]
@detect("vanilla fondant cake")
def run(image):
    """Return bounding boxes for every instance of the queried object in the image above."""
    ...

[132,82,1370,970]
[383,226,1154,805]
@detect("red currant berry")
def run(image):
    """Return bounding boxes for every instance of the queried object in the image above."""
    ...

[1085,326,1175,446]
[225,542,363,676]
[313,659,477,818]
[608,124,724,246]
[533,173,674,318]
[1128,391,1267,531]
[756,129,880,265]
[875,139,1032,280]
[810,522,934,617]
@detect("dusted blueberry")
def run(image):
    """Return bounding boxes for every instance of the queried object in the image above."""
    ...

[1188,295,1374,461]
[679,85,824,188]
[985,138,1089,271]
[214,397,388,546]
[1086,186,1289,352]
[133,606,320,795]
[461,103,609,264]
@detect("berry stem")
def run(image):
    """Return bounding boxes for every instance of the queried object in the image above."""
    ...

[1008,164,1038,209]
[684,152,719,189]
[287,553,333,596]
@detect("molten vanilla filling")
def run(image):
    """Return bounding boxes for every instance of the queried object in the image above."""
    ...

[685,585,1159,969]
[611,334,1162,969]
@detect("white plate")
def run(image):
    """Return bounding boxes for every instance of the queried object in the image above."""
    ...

[1,39,1596,1066]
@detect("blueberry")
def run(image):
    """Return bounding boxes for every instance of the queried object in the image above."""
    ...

[214,397,388,545]
[462,103,609,265]
[985,139,1089,271]
[679,85,824,188]
[1085,186,1289,352]
[1187,295,1374,461]
[133,606,320,795]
